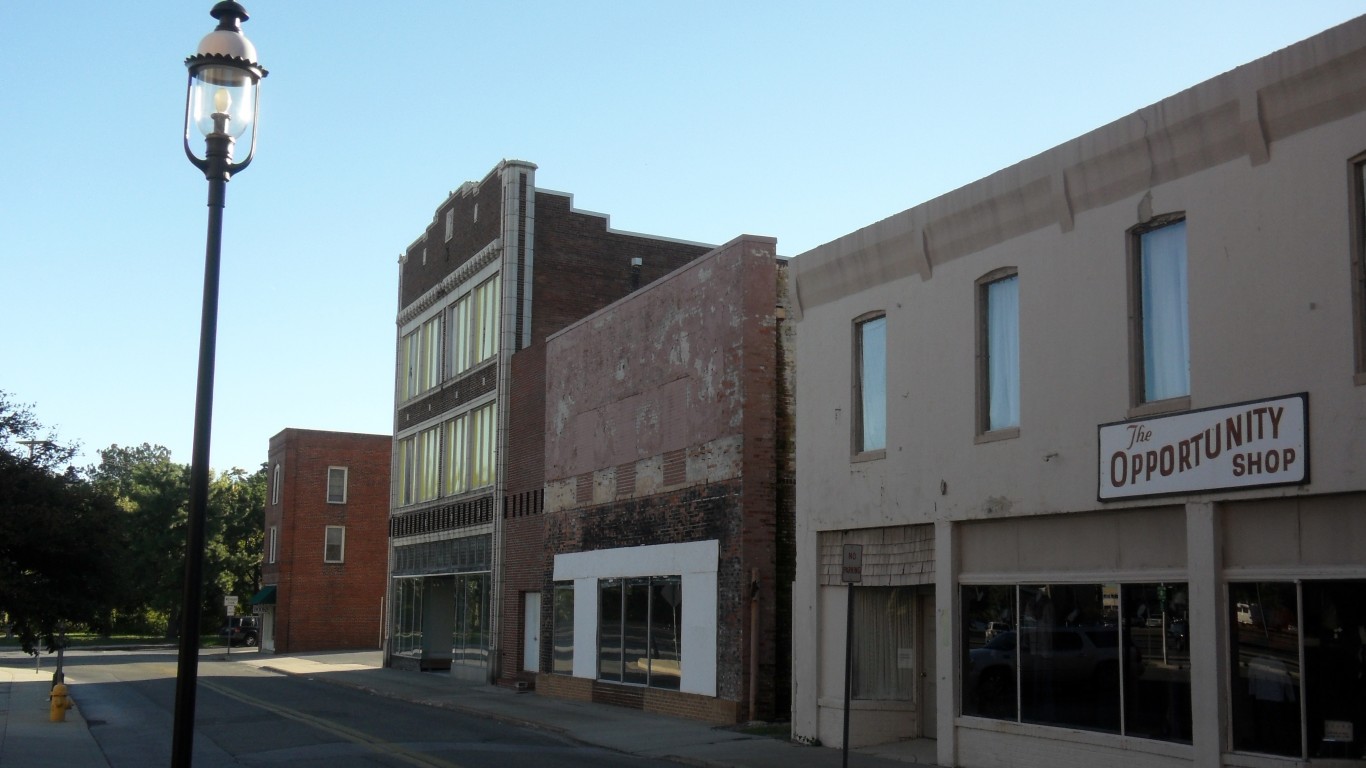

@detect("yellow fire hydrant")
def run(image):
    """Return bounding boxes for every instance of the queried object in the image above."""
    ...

[49,683,73,722]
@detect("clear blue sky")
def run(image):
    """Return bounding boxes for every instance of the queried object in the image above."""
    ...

[2,2,1361,474]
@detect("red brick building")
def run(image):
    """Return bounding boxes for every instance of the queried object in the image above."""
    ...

[260,429,391,654]
[388,159,712,680]
[534,235,795,723]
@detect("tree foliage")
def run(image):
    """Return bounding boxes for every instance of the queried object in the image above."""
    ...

[0,391,266,651]
[0,394,118,653]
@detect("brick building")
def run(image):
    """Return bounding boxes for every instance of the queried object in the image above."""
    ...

[260,429,391,654]
[534,235,795,724]
[790,16,1366,768]
[388,159,712,681]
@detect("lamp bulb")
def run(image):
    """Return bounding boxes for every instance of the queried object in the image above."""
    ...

[213,88,231,114]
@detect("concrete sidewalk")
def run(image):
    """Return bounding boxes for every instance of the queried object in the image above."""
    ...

[236,650,942,768]
[0,665,109,767]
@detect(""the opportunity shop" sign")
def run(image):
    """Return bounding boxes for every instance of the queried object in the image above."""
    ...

[1098,394,1308,500]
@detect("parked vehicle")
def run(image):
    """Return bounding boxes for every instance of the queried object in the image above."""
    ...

[220,615,259,647]
[967,626,1142,708]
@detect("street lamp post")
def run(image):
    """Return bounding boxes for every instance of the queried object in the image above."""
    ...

[172,4,266,766]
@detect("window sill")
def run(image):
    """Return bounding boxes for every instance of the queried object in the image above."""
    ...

[1127,396,1191,420]
[851,449,886,464]
[975,427,1020,445]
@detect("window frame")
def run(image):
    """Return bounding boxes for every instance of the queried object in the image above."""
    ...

[268,525,277,564]
[1351,153,1366,384]
[1128,213,1192,416]
[271,463,281,506]
[976,268,1021,441]
[852,311,887,460]
[326,466,348,504]
[324,525,345,564]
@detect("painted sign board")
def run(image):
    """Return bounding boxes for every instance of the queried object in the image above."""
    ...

[1098,393,1308,500]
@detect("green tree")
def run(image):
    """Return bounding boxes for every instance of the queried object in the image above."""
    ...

[0,392,119,654]
[89,444,191,638]
[206,466,266,619]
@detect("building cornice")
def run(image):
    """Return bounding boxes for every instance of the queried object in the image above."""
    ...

[396,238,502,326]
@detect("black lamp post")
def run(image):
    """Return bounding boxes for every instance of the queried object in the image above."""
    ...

[172,3,265,766]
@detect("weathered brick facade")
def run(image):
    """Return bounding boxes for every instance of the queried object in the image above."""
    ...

[264,429,391,654]
[538,235,795,723]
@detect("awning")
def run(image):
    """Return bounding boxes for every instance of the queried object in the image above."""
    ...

[249,585,276,605]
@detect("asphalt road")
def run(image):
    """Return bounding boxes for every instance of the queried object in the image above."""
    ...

[4,648,680,768]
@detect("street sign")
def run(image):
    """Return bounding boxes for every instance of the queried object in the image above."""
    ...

[841,544,863,583]
[223,596,239,608]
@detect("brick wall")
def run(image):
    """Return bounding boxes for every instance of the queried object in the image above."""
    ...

[266,429,391,654]
[534,235,792,722]
[399,170,503,309]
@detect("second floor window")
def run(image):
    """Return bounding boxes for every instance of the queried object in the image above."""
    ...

[396,400,498,508]
[268,526,277,564]
[1133,217,1189,405]
[854,314,887,454]
[979,271,1020,433]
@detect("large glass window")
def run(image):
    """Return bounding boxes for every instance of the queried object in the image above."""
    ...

[444,414,467,496]
[469,402,496,489]
[980,272,1020,432]
[393,577,424,657]
[416,426,440,503]
[449,274,501,377]
[1134,218,1189,404]
[854,314,887,454]
[396,434,416,506]
[962,582,1191,743]
[852,586,915,700]
[1228,580,1366,760]
[553,584,574,675]
[399,314,443,402]
[598,576,681,690]
[452,573,489,667]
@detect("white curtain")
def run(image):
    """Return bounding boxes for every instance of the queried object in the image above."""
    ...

[852,587,915,700]
[987,276,1020,429]
[1141,222,1189,401]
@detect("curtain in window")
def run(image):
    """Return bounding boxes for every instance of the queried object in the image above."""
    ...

[852,586,914,700]
[470,402,496,488]
[987,276,1020,429]
[451,295,471,375]
[416,427,440,502]
[397,436,416,505]
[1141,222,1189,401]
[444,415,467,496]
[858,317,887,452]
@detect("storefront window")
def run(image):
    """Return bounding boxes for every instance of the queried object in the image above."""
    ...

[552,583,574,674]
[963,585,1018,719]
[598,575,681,689]
[1228,580,1366,760]
[1121,583,1192,743]
[393,577,423,657]
[962,582,1191,743]
[452,572,489,667]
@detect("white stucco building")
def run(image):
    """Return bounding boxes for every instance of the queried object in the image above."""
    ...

[790,16,1366,768]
